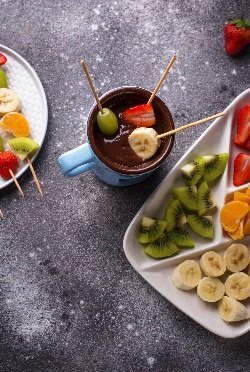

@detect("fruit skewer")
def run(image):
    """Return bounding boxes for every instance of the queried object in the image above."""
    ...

[80,60,118,136]
[122,54,176,127]
[26,158,43,196]
[0,209,4,218]
[8,168,24,196]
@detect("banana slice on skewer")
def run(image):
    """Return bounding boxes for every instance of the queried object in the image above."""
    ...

[0,88,21,115]
[223,243,250,273]
[128,127,160,160]
[200,251,226,277]
[218,296,249,322]
[197,277,225,302]
[172,260,201,290]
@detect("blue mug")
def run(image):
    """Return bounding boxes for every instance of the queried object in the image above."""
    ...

[58,86,174,186]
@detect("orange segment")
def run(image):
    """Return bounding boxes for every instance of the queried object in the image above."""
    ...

[243,211,250,235]
[246,184,250,197]
[228,221,244,240]
[220,201,249,233]
[234,191,250,204]
[0,112,29,137]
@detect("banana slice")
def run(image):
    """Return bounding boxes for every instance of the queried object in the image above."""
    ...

[223,243,250,272]
[225,272,250,300]
[200,251,226,277]
[0,88,21,116]
[218,296,249,322]
[172,260,201,290]
[128,127,160,160]
[197,277,225,302]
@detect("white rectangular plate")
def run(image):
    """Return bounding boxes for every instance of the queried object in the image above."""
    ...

[123,88,250,338]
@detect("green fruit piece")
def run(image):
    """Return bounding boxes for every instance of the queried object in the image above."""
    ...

[181,156,205,185]
[187,215,214,239]
[144,233,179,259]
[197,181,216,215]
[168,227,194,248]
[172,186,199,211]
[0,68,8,88]
[97,108,118,136]
[201,153,228,182]
[164,199,187,231]
[137,217,167,243]
[8,137,39,160]
[0,135,4,152]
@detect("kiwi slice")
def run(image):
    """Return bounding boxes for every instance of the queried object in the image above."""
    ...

[0,135,4,152]
[181,156,205,185]
[201,153,228,182]
[164,199,187,231]
[8,137,39,160]
[137,217,167,243]
[144,233,179,259]
[0,68,8,88]
[168,227,194,248]
[187,215,213,239]
[197,181,216,215]
[172,186,199,211]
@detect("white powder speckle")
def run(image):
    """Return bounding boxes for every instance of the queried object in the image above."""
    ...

[96,56,103,62]
[94,8,100,15]
[90,24,99,31]
[205,61,209,66]
[127,323,134,330]
[147,357,155,366]
[232,69,237,75]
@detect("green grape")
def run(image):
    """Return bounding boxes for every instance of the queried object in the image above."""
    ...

[0,135,4,152]
[0,68,8,88]
[97,108,118,136]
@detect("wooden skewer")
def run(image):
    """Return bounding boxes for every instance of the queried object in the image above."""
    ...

[80,59,103,113]
[8,169,24,197]
[147,54,176,105]
[156,112,226,139]
[26,158,43,196]
[0,209,4,218]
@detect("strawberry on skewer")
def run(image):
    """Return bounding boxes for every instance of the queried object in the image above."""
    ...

[0,151,24,196]
[0,53,7,65]
[122,55,176,127]
[233,153,250,187]
[234,105,250,148]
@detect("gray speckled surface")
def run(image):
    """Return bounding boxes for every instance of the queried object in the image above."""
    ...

[0,0,250,371]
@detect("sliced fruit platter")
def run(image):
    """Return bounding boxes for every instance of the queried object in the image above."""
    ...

[123,88,250,338]
[0,45,47,190]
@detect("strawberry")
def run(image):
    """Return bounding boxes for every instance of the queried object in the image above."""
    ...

[233,153,250,187]
[122,104,155,127]
[0,151,18,180]
[224,18,250,56]
[234,105,250,146]
[0,53,7,65]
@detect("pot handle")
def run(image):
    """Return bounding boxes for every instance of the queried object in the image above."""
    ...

[58,143,95,177]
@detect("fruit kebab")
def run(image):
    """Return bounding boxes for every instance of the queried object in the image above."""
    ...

[128,112,226,160]
[80,60,118,136]
[122,54,176,127]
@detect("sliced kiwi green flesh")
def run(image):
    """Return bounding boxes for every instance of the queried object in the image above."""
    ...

[0,68,8,88]
[201,153,228,182]
[8,137,39,160]
[197,181,216,215]
[137,217,167,243]
[181,156,205,185]
[144,233,179,259]
[187,214,213,239]
[0,135,4,152]
[168,227,194,248]
[164,199,187,231]
[172,185,199,211]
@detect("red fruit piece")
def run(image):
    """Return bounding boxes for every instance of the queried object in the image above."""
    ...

[224,18,250,56]
[0,151,18,180]
[233,153,250,187]
[234,105,250,146]
[122,104,155,127]
[0,53,7,65]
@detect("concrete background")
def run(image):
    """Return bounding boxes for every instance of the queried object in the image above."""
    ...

[0,0,250,371]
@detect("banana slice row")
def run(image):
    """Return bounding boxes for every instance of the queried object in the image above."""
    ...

[128,127,160,160]
[219,296,249,322]
[0,88,21,116]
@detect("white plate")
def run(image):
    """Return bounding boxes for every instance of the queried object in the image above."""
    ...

[0,44,48,190]
[123,88,250,338]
